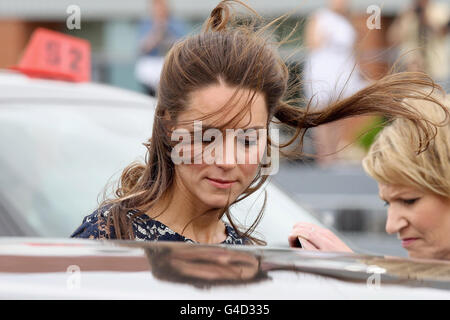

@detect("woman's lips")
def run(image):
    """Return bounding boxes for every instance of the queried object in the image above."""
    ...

[206,177,237,189]
[401,238,419,248]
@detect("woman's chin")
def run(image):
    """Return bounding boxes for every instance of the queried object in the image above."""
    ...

[205,201,230,210]
[408,250,436,261]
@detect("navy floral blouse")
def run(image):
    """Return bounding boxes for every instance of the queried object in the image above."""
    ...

[70,207,249,245]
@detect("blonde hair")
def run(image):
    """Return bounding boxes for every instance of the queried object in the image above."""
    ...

[363,93,450,197]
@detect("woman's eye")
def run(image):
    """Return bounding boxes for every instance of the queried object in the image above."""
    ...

[228,260,254,267]
[383,201,389,207]
[202,136,216,144]
[402,198,420,205]
[188,258,210,264]
[238,137,257,147]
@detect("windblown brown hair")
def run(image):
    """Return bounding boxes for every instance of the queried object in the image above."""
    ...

[99,0,448,245]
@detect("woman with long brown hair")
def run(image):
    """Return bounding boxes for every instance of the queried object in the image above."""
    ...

[71,0,447,245]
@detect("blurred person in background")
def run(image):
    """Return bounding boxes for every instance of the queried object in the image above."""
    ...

[303,0,367,166]
[135,0,188,96]
[289,92,450,261]
[71,0,446,247]
[388,0,450,90]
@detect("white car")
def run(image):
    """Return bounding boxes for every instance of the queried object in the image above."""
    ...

[0,238,450,300]
[1,70,450,300]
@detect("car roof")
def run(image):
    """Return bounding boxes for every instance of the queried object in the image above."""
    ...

[0,238,449,299]
[0,70,152,107]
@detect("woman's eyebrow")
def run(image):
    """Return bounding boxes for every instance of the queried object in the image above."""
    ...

[381,191,421,201]
[198,125,266,131]
[240,125,266,130]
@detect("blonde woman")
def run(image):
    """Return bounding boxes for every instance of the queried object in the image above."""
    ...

[289,93,450,261]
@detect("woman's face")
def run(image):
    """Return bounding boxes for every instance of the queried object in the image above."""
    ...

[378,183,450,260]
[171,83,268,210]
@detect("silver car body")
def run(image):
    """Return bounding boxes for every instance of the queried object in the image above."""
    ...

[0,238,449,299]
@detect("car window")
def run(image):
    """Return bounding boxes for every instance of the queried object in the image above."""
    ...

[0,103,153,237]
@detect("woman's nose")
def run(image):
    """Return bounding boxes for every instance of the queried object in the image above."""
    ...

[385,207,408,234]
[215,136,237,169]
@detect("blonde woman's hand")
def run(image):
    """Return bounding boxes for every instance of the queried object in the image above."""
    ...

[288,222,354,253]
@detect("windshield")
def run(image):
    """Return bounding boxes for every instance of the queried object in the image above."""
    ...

[0,103,153,237]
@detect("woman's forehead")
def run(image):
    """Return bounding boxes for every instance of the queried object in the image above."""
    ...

[378,183,422,198]
[178,84,268,128]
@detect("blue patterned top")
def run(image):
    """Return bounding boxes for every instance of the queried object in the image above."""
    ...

[70,207,249,245]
